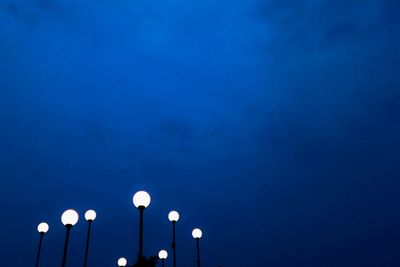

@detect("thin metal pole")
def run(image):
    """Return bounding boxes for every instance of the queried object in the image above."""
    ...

[172,221,177,267]
[138,206,144,259]
[196,238,201,267]
[35,232,44,267]
[83,220,93,267]
[61,225,72,267]
[162,259,165,267]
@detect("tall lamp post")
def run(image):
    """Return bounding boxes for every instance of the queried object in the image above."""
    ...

[83,210,97,267]
[158,250,168,267]
[61,209,79,267]
[117,257,127,267]
[168,211,179,267]
[192,228,203,267]
[35,222,49,267]
[132,191,151,259]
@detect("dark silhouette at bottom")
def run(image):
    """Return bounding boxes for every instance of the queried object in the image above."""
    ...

[196,238,201,267]
[61,225,72,267]
[128,256,158,267]
[83,220,93,267]
[35,232,44,267]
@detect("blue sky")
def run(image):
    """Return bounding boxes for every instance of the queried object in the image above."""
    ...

[1,0,400,266]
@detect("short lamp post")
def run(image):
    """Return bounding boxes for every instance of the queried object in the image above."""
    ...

[35,222,49,267]
[61,209,79,267]
[117,257,127,267]
[168,211,179,267]
[132,191,151,260]
[192,228,203,267]
[158,250,168,267]
[83,210,97,267]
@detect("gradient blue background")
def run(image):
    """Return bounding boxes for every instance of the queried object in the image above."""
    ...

[1,0,400,266]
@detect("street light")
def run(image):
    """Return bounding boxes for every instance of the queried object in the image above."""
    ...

[158,250,168,267]
[83,209,97,267]
[168,211,179,267]
[132,191,151,259]
[117,257,127,267]
[192,228,202,267]
[35,222,49,267]
[61,209,79,267]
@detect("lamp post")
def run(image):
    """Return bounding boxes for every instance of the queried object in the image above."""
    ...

[83,210,97,267]
[35,222,49,267]
[192,228,202,267]
[61,209,79,267]
[168,211,179,267]
[132,191,151,259]
[117,257,127,267]
[158,250,168,267]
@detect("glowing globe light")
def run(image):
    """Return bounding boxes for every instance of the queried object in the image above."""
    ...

[61,209,79,226]
[192,228,202,239]
[85,209,97,221]
[118,257,127,267]
[37,222,49,233]
[158,250,168,260]
[168,211,180,222]
[132,191,151,208]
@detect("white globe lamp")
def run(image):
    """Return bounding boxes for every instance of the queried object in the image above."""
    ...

[61,209,79,226]
[37,222,49,233]
[192,228,203,239]
[168,211,180,222]
[158,250,168,260]
[85,210,97,221]
[117,257,127,267]
[132,191,151,208]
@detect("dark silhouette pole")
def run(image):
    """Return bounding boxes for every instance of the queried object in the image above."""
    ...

[158,250,168,267]
[60,209,79,267]
[35,232,44,267]
[36,222,49,267]
[83,209,96,267]
[61,225,72,267]
[168,210,179,267]
[172,221,177,267]
[83,220,93,267]
[138,206,144,259]
[132,191,151,261]
[195,238,201,267]
[192,228,202,267]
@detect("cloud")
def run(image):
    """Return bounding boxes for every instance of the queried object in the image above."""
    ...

[253,1,400,52]
[1,1,400,266]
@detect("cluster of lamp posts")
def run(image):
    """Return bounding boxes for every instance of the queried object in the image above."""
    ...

[35,191,204,267]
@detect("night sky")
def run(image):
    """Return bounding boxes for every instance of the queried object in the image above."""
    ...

[1,0,400,266]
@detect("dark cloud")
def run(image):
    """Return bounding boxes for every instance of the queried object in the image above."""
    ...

[254,1,400,52]
[1,0,400,266]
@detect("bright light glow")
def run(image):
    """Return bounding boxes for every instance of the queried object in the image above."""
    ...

[192,228,202,239]
[158,250,168,259]
[117,257,127,267]
[37,222,49,233]
[168,211,180,222]
[85,210,97,221]
[61,209,79,226]
[132,191,151,208]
